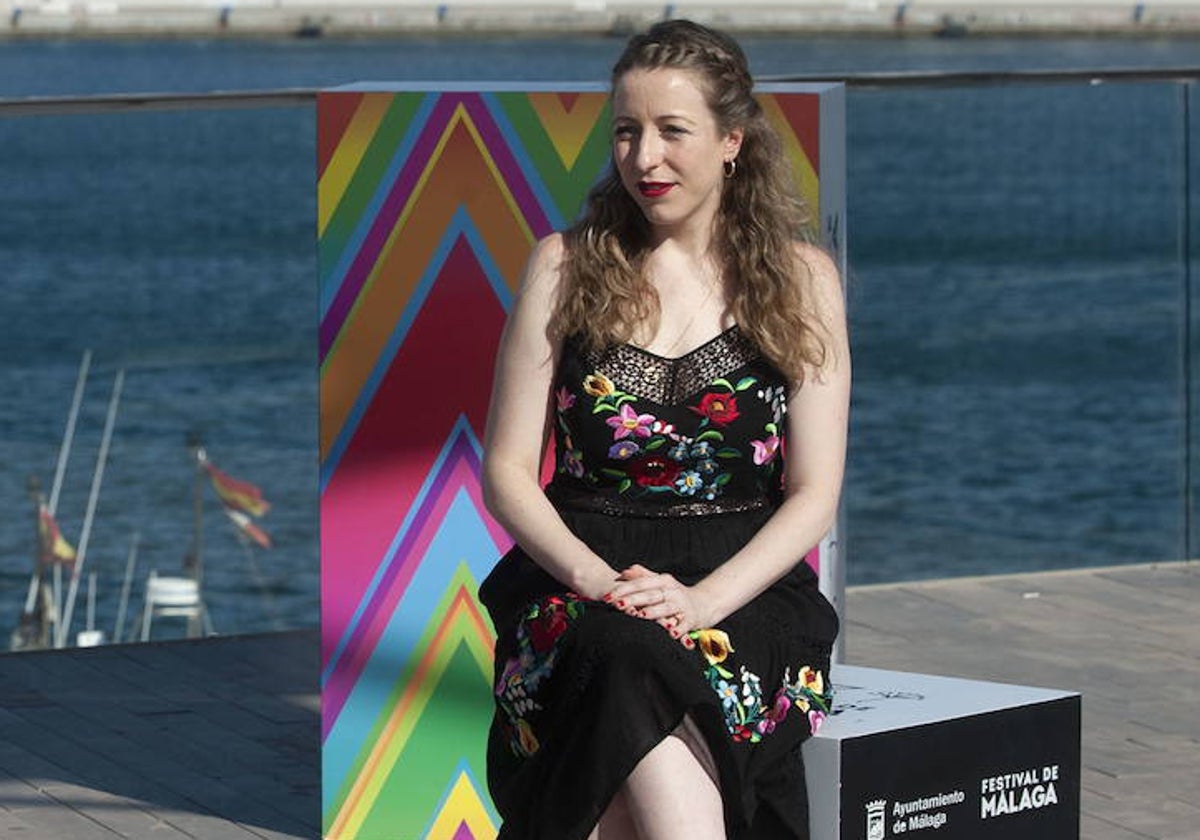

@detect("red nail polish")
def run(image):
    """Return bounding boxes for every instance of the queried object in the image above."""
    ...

[602,593,612,602]
[616,600,625,609]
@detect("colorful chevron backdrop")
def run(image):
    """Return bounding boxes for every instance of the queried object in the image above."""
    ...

[318,84,841,840]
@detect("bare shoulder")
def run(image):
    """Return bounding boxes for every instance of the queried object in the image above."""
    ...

[791,241,845,340]
[792,241,842,303]
[531,231,566,265]
[521,232,567,298]
[502,233,568,359]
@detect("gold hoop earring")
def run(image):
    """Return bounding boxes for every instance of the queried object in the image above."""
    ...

[723,159,737,179]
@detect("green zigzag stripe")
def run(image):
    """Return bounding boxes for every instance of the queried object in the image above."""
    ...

[357,641,495,839]
[494,93,612,225]
[326,561,493,830]
[319,92,426,283]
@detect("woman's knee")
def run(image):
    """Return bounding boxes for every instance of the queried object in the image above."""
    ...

[673,713,720,787]
[590,789,635,840]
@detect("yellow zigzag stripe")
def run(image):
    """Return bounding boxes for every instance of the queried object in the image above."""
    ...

[332,564,494,839]
[319,94,394,238]
[424,772,498,840]
[375,100,534,272]
[761,96,821,220]
[526,92,608,170]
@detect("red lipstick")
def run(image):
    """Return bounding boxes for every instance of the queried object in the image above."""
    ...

[638,181,674,198]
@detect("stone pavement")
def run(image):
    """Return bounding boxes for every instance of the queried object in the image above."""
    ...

[844,561,1200,840]
[0,561,1196,838]
[0,631,318,839]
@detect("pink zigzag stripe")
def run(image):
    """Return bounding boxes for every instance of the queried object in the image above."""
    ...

[323,431,510,736]
[320,92,553,359]
[319,237,505,675]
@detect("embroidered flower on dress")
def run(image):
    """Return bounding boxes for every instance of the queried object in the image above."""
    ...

[516,719,540,755]
[583,373,616,398]
[689,628,833,744]
[756,690,794,736]
[695,457,719,477]
[751,435,780,466]
[528,605,570,653]
[561,447,585,478]
[608,440,641,460]
[626,454,681,488]
[798,665,825,697]
[496,593,592,758]
[556,386,576,412]
[716,680,739,710]
[694,628,734,665]
[740,667,762,708]
[675,470,703,496]
[691,392,740,426]
[564,366,779,501]
[606,403,656,440]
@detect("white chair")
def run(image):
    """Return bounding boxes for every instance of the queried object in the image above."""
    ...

[140,570,213,641]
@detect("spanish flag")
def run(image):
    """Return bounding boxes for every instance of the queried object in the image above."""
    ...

[203,462,271,518]
[224,508,272,550]
[38,504,77,565]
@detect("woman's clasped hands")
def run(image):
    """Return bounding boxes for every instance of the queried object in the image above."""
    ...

[602,563,712,650]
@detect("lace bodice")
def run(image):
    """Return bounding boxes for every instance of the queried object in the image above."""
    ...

[545,326,790,517]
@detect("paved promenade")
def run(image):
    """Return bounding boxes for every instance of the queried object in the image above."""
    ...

[0,560,1196,838]
[845,561,1200,840]
[0,631,318,839]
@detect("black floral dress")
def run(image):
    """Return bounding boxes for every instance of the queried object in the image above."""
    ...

[479,326,840,840]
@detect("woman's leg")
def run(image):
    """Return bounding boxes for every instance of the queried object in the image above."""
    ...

[621,726,726,840]
[587,715,723,840]
[587,790,638,840]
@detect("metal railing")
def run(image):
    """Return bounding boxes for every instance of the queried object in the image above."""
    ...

[1,69,1196,649]
[1,67,1197,116]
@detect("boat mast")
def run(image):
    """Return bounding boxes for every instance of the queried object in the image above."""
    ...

[56,369,124,649]
[11,477,53,651]
[112,531,140,644]
[49,350,91,514]
[187,433,205,638]
[49,349,91,640]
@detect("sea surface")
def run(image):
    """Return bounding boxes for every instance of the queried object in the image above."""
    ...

[1,35,1197,645]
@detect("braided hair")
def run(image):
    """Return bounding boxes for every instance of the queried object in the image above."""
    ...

[553,19,829,384]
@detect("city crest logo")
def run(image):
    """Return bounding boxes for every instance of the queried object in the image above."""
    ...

[866,799,887,840]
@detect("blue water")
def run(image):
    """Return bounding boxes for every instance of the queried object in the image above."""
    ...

[0,35,1197,644]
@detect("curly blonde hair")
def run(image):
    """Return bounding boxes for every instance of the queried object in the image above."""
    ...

[553,19,831,384]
